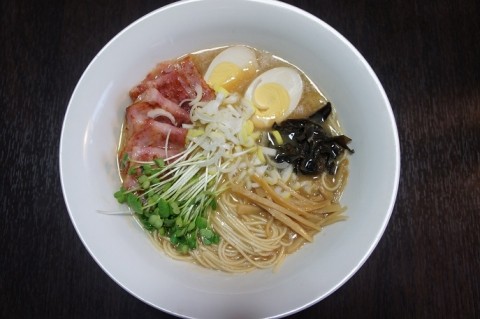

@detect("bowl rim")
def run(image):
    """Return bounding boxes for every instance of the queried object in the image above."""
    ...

[59,0,400,318]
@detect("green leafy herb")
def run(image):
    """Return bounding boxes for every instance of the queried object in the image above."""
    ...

[114,144,226,254]
[126,193,143,215]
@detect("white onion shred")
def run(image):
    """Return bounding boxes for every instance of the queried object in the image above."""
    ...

[147,108,177,125]
[187,86,295,187]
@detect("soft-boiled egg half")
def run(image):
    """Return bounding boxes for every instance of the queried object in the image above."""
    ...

[245,67,303,129]
[204,46,258,92]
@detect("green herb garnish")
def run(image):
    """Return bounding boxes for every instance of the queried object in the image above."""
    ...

[114,145,225,254]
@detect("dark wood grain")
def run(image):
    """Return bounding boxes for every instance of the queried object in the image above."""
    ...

[1,0,478,318]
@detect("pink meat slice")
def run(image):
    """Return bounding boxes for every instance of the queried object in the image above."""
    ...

[119,56,214,190]
[136,88,191,125]
[129,56,215,109]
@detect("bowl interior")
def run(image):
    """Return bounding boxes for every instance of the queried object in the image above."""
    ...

[60,0,399,318]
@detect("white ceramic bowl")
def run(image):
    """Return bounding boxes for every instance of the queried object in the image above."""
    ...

[59,0,400,318]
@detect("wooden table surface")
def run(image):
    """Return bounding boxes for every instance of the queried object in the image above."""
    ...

[1,0,479,318]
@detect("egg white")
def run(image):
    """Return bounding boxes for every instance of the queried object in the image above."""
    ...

[204,46,258,91]
[245,67,303,128]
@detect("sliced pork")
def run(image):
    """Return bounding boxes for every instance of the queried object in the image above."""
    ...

[129,56,215,107]
[136,88,191,125]
[119,56,215,189]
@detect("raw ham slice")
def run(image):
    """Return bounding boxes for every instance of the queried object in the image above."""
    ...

[125,102,153,133]
[125,101,181,134]
[129,56,215,108]
[119,55,215,189]
[125,119,187,154]
[136,88,190,125]
[130,146,184,162]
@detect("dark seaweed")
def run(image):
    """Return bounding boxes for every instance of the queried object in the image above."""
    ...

[271,103,354,175]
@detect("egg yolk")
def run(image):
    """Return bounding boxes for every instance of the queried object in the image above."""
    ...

[251,82,290,128]
[207,62,256,92]
[207,62,242,91]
